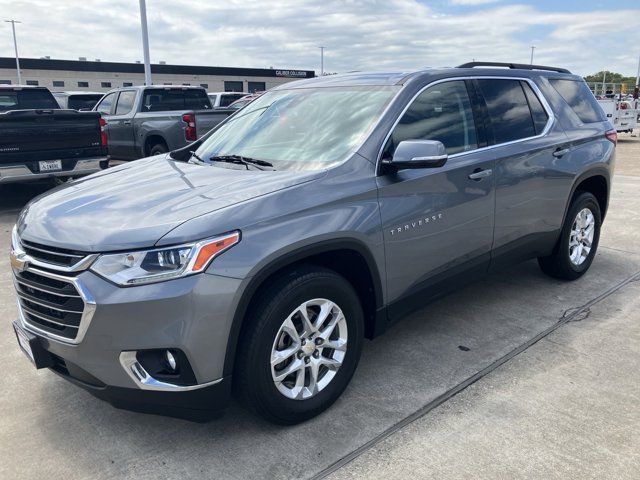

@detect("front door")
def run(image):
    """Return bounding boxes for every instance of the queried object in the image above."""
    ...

[106,90,138,159]
[376,80,495,316]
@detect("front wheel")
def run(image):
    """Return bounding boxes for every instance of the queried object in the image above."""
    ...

[538,191,602,280]
[234,266,364,424]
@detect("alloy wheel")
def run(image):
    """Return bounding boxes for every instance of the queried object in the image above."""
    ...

[270,298,348,400]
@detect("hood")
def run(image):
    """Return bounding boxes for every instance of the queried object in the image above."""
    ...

[18,156,322,251]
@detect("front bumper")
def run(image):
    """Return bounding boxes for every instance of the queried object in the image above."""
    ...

[14,268,242,420]
[0,157,109,183]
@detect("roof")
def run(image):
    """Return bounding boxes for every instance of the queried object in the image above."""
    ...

[274,63,580,89]
[0,57,315,79]
[51,91,104,96]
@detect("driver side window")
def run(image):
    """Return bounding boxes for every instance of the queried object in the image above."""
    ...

[95,92,116,115]
[383,80,478,159]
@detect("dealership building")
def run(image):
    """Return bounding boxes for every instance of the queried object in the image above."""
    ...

[0,57,315,93]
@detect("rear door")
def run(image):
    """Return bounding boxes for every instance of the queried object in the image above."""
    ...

[377,79,495,315]
[106,90,138,159]
[474,77,569,267]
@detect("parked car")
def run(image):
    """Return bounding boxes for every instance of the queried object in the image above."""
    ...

[227,92,264,110]
[208,91,247,109]
[94,85,233,159]
[52,91,104,111]
[11,62,616,424]
[0,86,108,183]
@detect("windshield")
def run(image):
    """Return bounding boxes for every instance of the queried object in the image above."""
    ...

[194,85,399,171]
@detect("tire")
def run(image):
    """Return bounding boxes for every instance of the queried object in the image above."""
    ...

[234,265,364,425]
[149,142,168,156]
[538,191,601,280]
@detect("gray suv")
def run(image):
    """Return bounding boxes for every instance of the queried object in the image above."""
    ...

[10,62,616,424]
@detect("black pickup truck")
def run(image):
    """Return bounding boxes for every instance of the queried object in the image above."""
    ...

[0,86,109,184]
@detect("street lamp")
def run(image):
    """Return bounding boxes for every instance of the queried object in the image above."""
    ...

[319,46,325,76]
[138,0,152,85]
[530,45,536,65]
[4,19,22,84]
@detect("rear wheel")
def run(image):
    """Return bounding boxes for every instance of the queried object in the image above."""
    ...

[149,142,168,156]
[234,266,364,424]
[538,192,601,280]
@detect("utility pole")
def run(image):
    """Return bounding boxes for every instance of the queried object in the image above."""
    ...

[4,20,22,84]
[634,54,639,101]
[138,0,152,85]
[319,46,325,76]
[601,71,607,97]
[529,46,535,65]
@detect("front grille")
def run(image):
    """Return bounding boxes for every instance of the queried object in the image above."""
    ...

[14,269,86,341]
[20,240,87,268]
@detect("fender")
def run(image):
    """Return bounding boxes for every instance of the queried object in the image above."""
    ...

[221,238,384,376]
[561,166,611,228]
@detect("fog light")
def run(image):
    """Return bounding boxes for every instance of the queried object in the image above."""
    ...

[165,350,177,371]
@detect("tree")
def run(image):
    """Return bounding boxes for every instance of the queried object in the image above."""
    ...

[584,71,637,85]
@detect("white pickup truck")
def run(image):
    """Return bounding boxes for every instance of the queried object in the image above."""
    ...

[597,98,638,133]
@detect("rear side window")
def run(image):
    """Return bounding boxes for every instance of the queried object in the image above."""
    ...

[477,79,536,144]
[521,82,549,134]
[386,80,477,156]
[68,94,103,110]
[0,89,59,111]
[142,88,211,112]
[548,79,605,124]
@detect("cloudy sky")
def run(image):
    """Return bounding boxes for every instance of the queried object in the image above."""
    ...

[2,0,639,77]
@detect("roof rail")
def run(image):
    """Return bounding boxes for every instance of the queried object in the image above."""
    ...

[456,61,571,74]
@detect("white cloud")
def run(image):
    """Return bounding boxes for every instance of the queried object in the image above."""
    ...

[1,0,639,76]
[450,0,501,5]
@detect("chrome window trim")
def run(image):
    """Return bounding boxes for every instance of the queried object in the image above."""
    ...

[16,266,96,345]
[375,75,556,173]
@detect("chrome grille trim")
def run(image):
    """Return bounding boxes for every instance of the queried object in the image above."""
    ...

[13,276,81,298]
[20,241,85,260]
[14,266,96,345]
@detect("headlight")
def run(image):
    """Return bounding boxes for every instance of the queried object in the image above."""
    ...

[90,231,240,286]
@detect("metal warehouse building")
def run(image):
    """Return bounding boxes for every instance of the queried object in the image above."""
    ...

[0,57,315,93]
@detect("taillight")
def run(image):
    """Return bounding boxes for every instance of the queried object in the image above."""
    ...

[182,113,197,141]
[99,117,108,147]
[605,129,617,146]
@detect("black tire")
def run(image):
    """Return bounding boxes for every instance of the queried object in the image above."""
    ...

[149,142,168,156]
[234,265,364,425]
[538,191,601,280]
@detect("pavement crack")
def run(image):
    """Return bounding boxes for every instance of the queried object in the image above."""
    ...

[309,269,640,480]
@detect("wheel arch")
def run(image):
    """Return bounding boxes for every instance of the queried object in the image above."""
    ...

[223,239,385,377]
[143,133,169,156]
[563,168,610,225]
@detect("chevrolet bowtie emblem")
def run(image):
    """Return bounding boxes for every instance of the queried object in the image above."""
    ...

[9,251,29,273]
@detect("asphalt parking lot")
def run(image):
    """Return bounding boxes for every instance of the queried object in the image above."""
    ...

[1,134,639,480]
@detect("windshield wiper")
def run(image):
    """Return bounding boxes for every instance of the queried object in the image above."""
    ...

[209,154,275,170]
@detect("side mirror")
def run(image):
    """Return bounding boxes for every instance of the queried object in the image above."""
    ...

[383,140,448,170]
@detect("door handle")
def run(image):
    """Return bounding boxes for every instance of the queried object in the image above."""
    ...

[468,168,493,180]
[553,148,570,158]
[123,121,132,125]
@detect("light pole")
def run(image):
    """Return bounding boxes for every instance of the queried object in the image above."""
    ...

[138,0,152,85]
[4,20,22,84]
[530,45,535,65]
[319,46,325,76]
[634,54,639,102]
